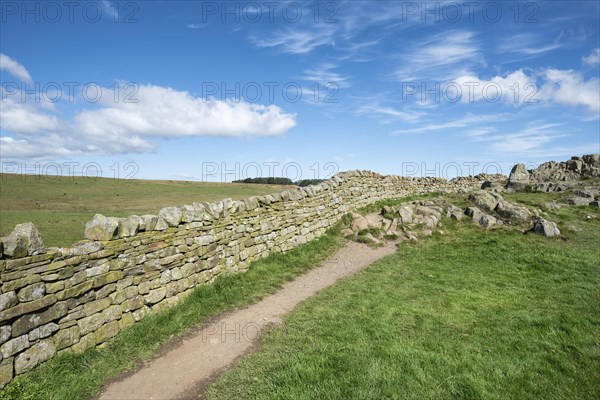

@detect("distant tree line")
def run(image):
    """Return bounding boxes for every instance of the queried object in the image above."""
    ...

[232,177,326,187]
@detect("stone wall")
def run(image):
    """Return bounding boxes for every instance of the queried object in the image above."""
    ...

[0,171,496,388]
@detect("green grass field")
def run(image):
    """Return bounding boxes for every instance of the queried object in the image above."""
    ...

[1,188,598,400]
[0,174,294,247]
[206,193,600,400]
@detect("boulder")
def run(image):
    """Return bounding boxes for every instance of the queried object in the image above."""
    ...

[481,181,493,189]
[466,207,496,229]
[1,223,45,258]
[567,197,591,206]
[85,214,120,241]
[532,217,560,237]
[469,190,501,213]
[398,206,413,224]
[495,200,532,225]
[446,205,464,220]
[507,163,530,189]
[351,213,369,231]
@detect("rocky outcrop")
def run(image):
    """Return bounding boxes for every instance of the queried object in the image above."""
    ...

[507,154,600,191]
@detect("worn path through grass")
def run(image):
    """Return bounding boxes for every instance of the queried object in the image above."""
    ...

[97,240,397,400]
[207,194,600,400]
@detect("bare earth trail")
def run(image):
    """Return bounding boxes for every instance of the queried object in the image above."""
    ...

[97,241,397,400]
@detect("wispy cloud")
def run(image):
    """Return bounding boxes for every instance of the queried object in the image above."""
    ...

[100,1,118,19]
[299,63,351,87]
[250,24,337,55]
[356,104,425,124]
[395,30,483,81]
[582,48,600,65]
[186,23,203,29]
[498,33,561,55]
[390,113,508,135]
[0,53,32,83]
[489,123,568,154]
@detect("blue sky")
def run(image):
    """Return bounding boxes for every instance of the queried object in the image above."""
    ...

[1,0,599,181]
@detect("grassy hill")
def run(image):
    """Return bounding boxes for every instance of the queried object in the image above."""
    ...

[0,173,295,247]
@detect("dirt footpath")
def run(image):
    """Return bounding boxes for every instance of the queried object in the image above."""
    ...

[97,240,397,400]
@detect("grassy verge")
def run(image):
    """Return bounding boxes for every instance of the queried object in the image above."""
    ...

[206,192,600,400]
[0,174,295,247]
[0,227,344,400]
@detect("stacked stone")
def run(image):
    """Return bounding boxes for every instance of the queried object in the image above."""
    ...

[0,170,494,387]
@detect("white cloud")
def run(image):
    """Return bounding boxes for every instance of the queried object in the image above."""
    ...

[0,98,62,134]
[186,23,202,29]
[538,69,600,112]
[582,48,600,65]
[452,69,600,112]
[1,84,297,159]
[0,53,33,83]
[73,84,296,138]
[453,69,536,104]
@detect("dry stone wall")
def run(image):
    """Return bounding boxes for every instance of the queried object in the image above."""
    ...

[0,171,495,388]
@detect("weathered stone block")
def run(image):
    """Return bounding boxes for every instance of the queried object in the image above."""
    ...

[102,305,122,323]
[28,323,59,341]
[120,295,144,313]
[78,313,106,336]
[58,280,93,300]
[93,271,124,288]
[0,292,17,312]
[72,332,96,354]
[1,334,30,359]
[45,281,64,294]
[12,301,68,337]
[95,321,119,344]
[17,282,46,302]
[119,313,135,330]
[144,287,167,305]
[155,207,182,230]
[118,216,142,238]
[84,297,112,317]
[132,305,151,322]
[1,223,45,258]
[0,358,13,389]
[15,340,56,374]
[84,214,120,241]
[0,326,11,345]
[0,294,57,324]
[96,283,116,299]
[53,326,80,351]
